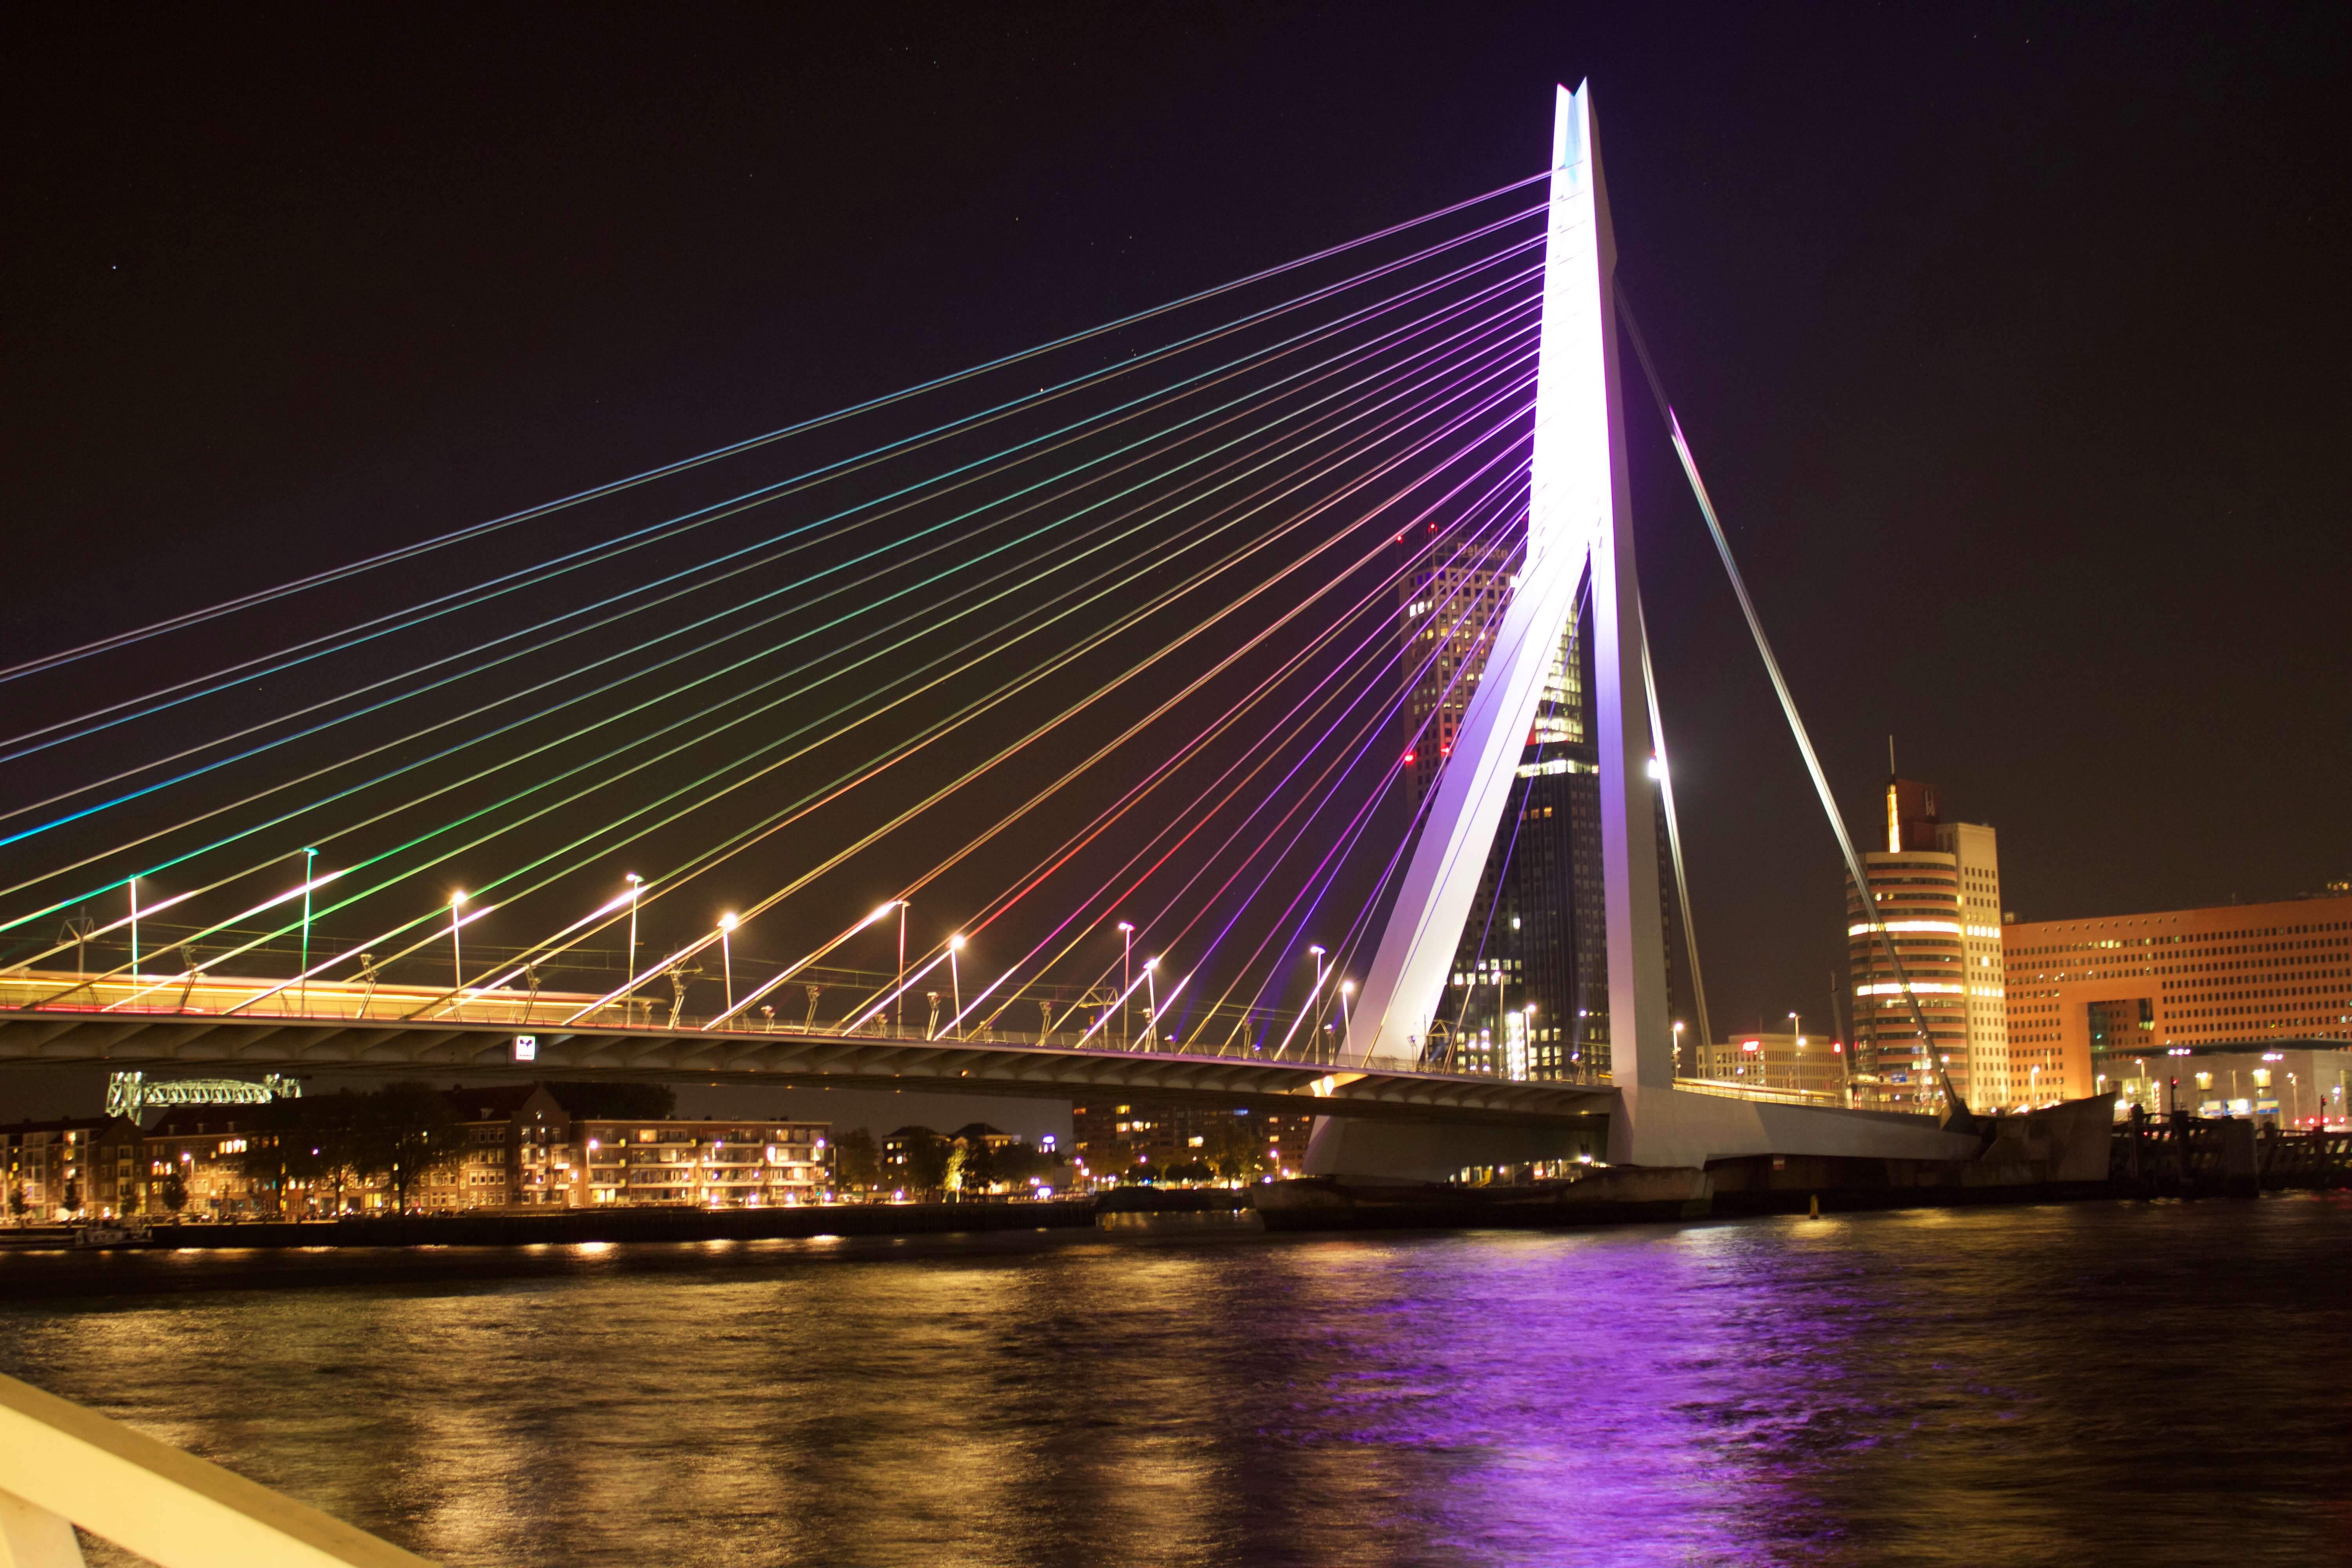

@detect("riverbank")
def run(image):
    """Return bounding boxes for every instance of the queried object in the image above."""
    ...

[0,1197,1097,1253]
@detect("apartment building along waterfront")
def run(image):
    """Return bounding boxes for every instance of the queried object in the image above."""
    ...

[2002,885,2352,1109]
[2,1117,140,1222]
[1847,778,2014,1111]
[5,1085,830,1222]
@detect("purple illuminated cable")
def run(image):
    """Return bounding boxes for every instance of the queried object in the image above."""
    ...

[1165,474,1527,970]
[1279,571,1589,1060]
[863,383,1546,1034]
[1063,490,1527,1051]
[1316,568,1592,1045]
[887,338,1539,944]
[949,466,1529,1028]
[983,464,1529,1036]
[985,453,1530,991]
[16,337,1546,995]
[1,207,1551,764]
[0,173,1551,690]
[1162,510,1543,1053]
[1186,515,1526,1036]
[0,287,1543,945]
[2,240,1552,841]
[1159,504,1542,1049]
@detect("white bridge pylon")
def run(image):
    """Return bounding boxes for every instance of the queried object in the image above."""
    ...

[1330,83,1979,1172]
[1342,82,1667,1105]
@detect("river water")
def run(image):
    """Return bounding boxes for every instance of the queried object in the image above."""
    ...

[3,1197,2348,1567]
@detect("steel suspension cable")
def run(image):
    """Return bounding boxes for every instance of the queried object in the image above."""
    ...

[0,173,1550,690]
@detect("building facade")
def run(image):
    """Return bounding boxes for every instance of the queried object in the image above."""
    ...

[2,1117,142,1223]
[1847,778,2014,1111]
[2003,887,2352,1105]
[572,1113,828,1207]
[12,1085,833,1221]
[1699,1031,1846,1098]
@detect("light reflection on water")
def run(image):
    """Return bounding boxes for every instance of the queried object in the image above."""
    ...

[5,1198,2350,1566]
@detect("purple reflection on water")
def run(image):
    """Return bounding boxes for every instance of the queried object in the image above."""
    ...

[5,1199,2350,1566]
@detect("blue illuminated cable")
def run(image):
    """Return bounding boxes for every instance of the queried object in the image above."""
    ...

[0,205,1547,761]
[0,289,1544,938]
[0,172,1552,690]
[375,354,1554,996]
[1185,501,1528,1033]
[2,244,1545,846]
[782,376,1547,999]
[9,332,1543,984]
[960,468,1527,1024]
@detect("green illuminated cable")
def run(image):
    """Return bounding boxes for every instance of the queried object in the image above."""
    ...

[22,338,1539,1002]
[4,285,1543,959]
[4,239,1546,865]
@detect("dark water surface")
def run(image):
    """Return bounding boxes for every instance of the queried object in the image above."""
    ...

[4,1198,2350,1566]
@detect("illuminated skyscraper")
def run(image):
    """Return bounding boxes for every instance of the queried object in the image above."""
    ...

[1397,547,1686,1080]
[1847,778,2012,1111]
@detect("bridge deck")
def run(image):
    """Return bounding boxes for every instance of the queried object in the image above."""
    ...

[0,968,1618,1128]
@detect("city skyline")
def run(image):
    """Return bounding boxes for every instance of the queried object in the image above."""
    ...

[4,7,2345,1054]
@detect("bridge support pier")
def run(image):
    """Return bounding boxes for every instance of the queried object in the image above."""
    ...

[1301,1112,1604,1183]
[1304,1089,1984,1181]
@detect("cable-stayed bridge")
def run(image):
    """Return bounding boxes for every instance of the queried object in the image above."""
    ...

[0,85,1983,1178]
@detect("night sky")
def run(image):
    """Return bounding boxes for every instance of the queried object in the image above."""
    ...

[5,1,2347,1083]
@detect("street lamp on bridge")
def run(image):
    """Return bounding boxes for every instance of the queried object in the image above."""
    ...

[298,848,317,1013]
[1117,921,1134,1047]
[718,913,738,1013]
[448,892,468,1014]
[624,873,642,1005]
[948,934,965,1040]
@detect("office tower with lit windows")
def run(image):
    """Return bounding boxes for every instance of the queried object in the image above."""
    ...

[1397,544,1691,1081]
[2002,884,2352,1109]
[1847,777,2013,1111]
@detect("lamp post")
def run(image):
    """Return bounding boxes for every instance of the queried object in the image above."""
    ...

[1142,958,1158,1049]
[949,935,965,1040]
[1308,944,1327,1042]
[895,900,908,1034]
[1788,1012,1802,1094]
[449,892,468,1011]
[718,913,738,1014]
[624,874,642,1010]
[1117,921,1134,1047]
[298,849,318,1012]
[1672,1018,1685,1077]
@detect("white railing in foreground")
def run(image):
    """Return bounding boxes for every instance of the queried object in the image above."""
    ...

[0,1371,431,1568]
